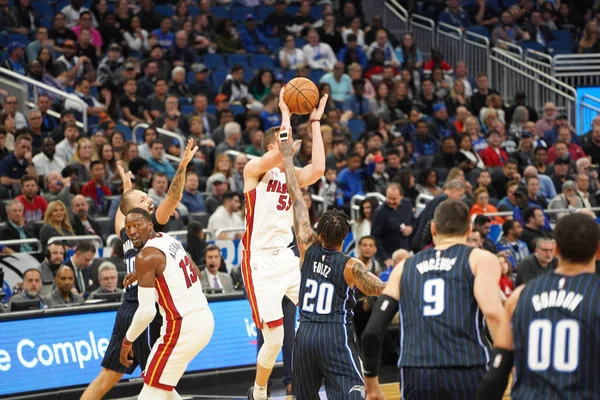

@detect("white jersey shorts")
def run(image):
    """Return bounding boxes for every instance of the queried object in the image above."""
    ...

[241,247,300,329]
[143,308,214,390]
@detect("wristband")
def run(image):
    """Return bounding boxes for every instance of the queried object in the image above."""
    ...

[122,338,132,347]
[310,119,321,123]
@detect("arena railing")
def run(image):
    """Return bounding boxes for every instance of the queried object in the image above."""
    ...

[224,149,258,160]
[166,229,215,243]
[408,13,436,61]
[0,238,42,254]
[131,123,185,163]
[214,227,246,239]
[523,48,553,76]
[0,67,89,132]
[47,235,104,249]
[579,94,600,135]
[415,193,434,217]
[437,22,463,69]
[552,54,600,88]
[490,47,577,125]
[106,229,215,248]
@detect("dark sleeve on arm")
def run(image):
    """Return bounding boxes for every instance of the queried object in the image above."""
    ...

[362,294,399,377]
[515,259,532,287]
[370,209,390,260]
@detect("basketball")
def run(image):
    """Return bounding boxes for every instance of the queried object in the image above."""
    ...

[284,77,320,115]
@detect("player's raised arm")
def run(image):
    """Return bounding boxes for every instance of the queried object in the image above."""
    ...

[361,262,404,400]
[343,257,386,296]
[297,94,328,187]
[278,132,316,263]
[114,165,133,235]
[155,138,198,225]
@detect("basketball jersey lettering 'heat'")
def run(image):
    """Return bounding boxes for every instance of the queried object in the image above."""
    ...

[299,243,354,324]
[243,168,294,251]
[144,233,208,321]
[399,244,491,368]
[121,214,166,302]
[512,273,600,400]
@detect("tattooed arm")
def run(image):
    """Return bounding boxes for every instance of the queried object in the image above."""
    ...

[278,133,317,265]
[343,257,386,296]
[155,139,198,225]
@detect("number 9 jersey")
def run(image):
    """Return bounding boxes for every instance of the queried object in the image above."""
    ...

[511,273,600,400]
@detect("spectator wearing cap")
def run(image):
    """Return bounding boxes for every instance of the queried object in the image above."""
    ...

[215,122,242,157]
[320,62,352,105]
[168,30,196,70]
[548,180,583,220]
[33,137,66,178]
[264,0,293,37]
[152,17,175,49]
[337,33,368,69]
[429,103,452,140]
[146,140,175,180]
[364,154,389,194]
[239,14,273,54]
[547,126,586,164]
[519,206,553,253]
[1,42,25,75]
[64,78,106,128]
[96,43,123,87]
[479,131,508,167]
[190,65,217,100]
[81,160,111,210]
[439,0,471,31]
[181,171,206,213]
[303,29,338,72]
[341,79,374,121]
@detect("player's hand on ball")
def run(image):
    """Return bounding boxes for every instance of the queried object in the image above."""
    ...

[279,86,290,115]
[310,93,329,121]
[181,138,199,166]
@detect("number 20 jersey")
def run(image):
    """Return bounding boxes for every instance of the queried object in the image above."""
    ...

[243,168,294,251]
[143,232,208,320]
[399,244,491,368]
[511,273,600,400]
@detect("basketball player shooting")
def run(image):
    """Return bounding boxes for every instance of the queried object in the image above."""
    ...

[119,208,213,400]
[278,128,387,399]
[243,87,328,400]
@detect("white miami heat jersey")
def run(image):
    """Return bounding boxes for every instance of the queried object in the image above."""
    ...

[243,167,294,251]
[144,233,208,320]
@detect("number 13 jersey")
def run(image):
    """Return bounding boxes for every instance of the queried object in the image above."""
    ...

[243,168,294,251]
[399,244,491,368]
[144,233,208,320]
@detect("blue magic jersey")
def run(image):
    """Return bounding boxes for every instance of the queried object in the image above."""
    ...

[512,273,600,400]
[399,244,491,368]
[299,243,354,324]
[121,213,165,302]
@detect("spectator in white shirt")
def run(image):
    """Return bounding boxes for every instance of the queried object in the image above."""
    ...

[207,191,244,240]
[342,17,366,48]
[33,137,66,177]
[279,34,307,70]
[302,28,337,72]
[366,29,400,68]
[60,0,95,28]
[54,122,80,164]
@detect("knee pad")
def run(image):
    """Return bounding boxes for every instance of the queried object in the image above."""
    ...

[257,324,284,369]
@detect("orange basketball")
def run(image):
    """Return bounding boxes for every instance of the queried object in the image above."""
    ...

[284,77,320,115]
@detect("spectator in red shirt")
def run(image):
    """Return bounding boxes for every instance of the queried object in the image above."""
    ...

[497,254,514,299]
[479,131,508,167]
[547,126,586,163]
[16,175,48,223]
[81,160,111,211]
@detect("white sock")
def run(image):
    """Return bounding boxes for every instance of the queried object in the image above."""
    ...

[253,383,267,400]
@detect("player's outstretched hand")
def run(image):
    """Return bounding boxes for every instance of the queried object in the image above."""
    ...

[120,340,134,367]
[180,138,199,167]
[279,86,290,116]
[310,93,329,121]
[123,271,138,287]
[117,165,133,193]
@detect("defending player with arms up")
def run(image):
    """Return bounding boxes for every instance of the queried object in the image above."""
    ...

[361,199,513,400]
[119,208,213,400]
[244,88,328,400]
[82,139,198,400]
[477,213,600,400]
[278,134,386,399]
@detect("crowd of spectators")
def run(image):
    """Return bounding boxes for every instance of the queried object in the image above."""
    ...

[1,0,600,316]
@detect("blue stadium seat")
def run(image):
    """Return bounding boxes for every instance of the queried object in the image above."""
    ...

[488,224,502,243]
[466,25,490,40]
[347,119,366,141]
[106,2,115,12]
[256,6,274,21]
[283,69,296,81]
[486,0,502,11]
[39,16,53,29]
[244,69,255,83]
[231,6,253,22]
[520,41,545,53]
[295,37,307,48]
[548,39,573,53]
[155,5,174,17]
[189,5,200,16]
[286,5,299,15]
[178,97,192,105]
[114,124,132,141]
[0,36,7,49]
[203,54,227,70]
[211,6,230,19]
[228,53,250,68]
[549,47,572,56]
[309,6,322,21]
[308,69,325,83]
[552,30,573,43]
[212,70,228,88]
[56,0,69,11]
[186,70,195,85]
[266,37,281,51]
[181,104,195,115]
[206,104,217,114]
[251,54,275,69]
[8,33,29,46]
[502,0,518,6]
[31,1,53,16]
[230,104,246,115]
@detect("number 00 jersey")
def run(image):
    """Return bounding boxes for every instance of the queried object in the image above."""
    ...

[243,168,294,251]
[299,243,353,324]
[144,233,208,320]
[399,244,491,368]
[512,273,600,400]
